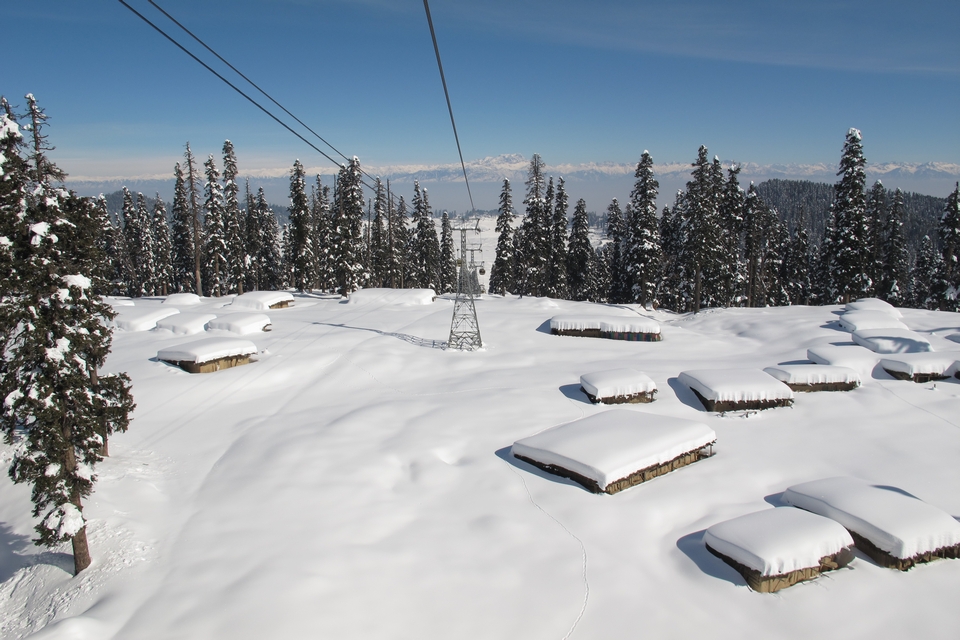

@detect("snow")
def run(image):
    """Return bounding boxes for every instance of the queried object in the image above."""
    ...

[782,477,960,560]
[162,293,202,306]
[62,275,91,290]
[599,317,661,334]
[113,307,180,332]
[347,288,437,305]
[837,310,908,332]
[154,313,218,336]
[846,298,903,318]
[763,364,860,386]
[105,297,135,308]
[549,314,603,331]
[3,299,960,639]
[702,508,854,577]
[229,290,295,310]
[677,369,794,403]
[806,344,880,377]
[157,337,258,364]
[205,313,271,335]
[579,369,657,399]
[879,353,960,377]
[511,410,715,491]
[852,328,933,354]
[42,503,86,539]
[945,333,960,345]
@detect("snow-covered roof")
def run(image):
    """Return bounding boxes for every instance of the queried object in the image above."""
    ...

[155,312,218,336]
[157,337,258,364]
[580,369,657,399]
[114,307,180,332]
[549,315,603,331]
[879,352,959,377]
[703,508,854,577]
[163,293,203,306]
[846,298,903,318]
[206,313,271,335]
[763,364,860,386]
[852,328,932,354]
[599,318,661,334]
[837,310,908,332]
[783,477,960,560]
[678,369,793,403]
[230,290,295,310]
[347,288,437,305]
[511,410,715,492]
[806,345,879,375]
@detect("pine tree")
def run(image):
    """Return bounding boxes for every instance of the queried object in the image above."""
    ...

[184,143,204,295]
[718,165,745,306]
[330,158,367,296]
[439,211,457,293]
[546,177,569,299]
[243,181,262,291]
[783,205,813,305]
[605,198,629,303]
[879,188,910,305]
[287,159,314,292]
[202,155,227,297]
[409,180,441,290]
[658,194,688,312]
[865,181,888,294]
[222,140,245,294]
[515,154,549,296]
[935,182,960,310]
[743,184,764,307]
[170,162,196,293]
[256,188,284,290]
[624,151,663,308]
[910,236,940,309]
[828,128,871,302]
[567,198,594,301]
[0,96,133,576]
[94,195,132,296]
[489,179,516,295]
[385,192,409,289]
[369,178,388,287]
[680,146,723,312]
[310,175,333,291]
[152,195,172,296]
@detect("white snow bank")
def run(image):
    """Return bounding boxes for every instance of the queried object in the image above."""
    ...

[580,369,657,399]
[549,315,602,331]
[879,353,959,377]
[511,410,715,492]
[763,365,860,386]
[206,313,272,335]
[157,337,258,364]
[599,317,661,334]
[806,345,880,376]
[837,311,908,332]
[846,298,903,318]
[163,293,202,306]
[852,328,932,354]
[114,307,180,332]
[703,508,854,577]
[678,369,793,403]
[783,477,960,560]
[347,288,436,305]
[155,312,218,336]
[230,290,295,310]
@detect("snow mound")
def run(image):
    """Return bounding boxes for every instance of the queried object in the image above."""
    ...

[347,288,436,305]
[703,508,854,577]
[852,328,933,354]
[206,313,272,335]
[511,410,715,493]
[783,477,960,561]
[549,315,602,332]
[837,310,908,332]
[155,312,218,336]
[879,353,959,378]
[580,369,657,400]
[763,364,860,386]
[163,293,202,306]
[114,307,180,332]
[599,317,661,334]
[846,298,903,318]
[230,290,295,310]
[806,345,880,377]
[678,369,793,403]
[157,337,258,364]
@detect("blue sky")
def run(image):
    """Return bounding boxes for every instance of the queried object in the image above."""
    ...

[6,0,959,208]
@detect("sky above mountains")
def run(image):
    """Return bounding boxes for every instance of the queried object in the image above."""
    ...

[6,0,959,208]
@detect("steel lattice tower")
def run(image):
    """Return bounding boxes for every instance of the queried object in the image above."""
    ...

[447,227,482,350]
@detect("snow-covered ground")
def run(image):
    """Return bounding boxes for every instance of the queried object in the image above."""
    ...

[1,295,959,639]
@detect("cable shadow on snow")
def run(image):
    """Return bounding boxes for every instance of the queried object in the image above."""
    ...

[676,529,748,587]
[312,322,447,350]
[494,447,588,492]
[559,383,592,404]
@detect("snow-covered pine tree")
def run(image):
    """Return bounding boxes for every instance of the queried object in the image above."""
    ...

[828,128,871,302]
[624,151,663,308]
[515,154,549,297]
[865,180,888,295]
[202,155,227,297]
[152,195,172,296]
[591,245,611,303]
[759,209,790,307]
[184,143,204,295]
[879,188,909,305]
[813,212,838,304]
[935,182,960,310]
[0,96,133,575]
[717,164,745,306]
[369,178,388,287]
[783,205,813,305]
[489,179,516,295]
[547,177,569,299]
[742,184,764,307]
[222,140,245,294]
[605,198,629,303]
[680,146,723,312]
[409,181,441,290]
[170,162,196,293]
[256,187,285,290]
[287,159,315,292]
[125,192,155,297]
[93,195,132,297]
[658,193,688,312]
[310,175,333,291]
[330,157,367,296]
[242,180,262,291]
[385,193,409,289]
[567,198,594,301]
[439,211,456,294]
[910,235,940,310]
[280,222,294,288]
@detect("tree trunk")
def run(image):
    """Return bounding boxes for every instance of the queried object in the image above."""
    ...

[71,521,92,575]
